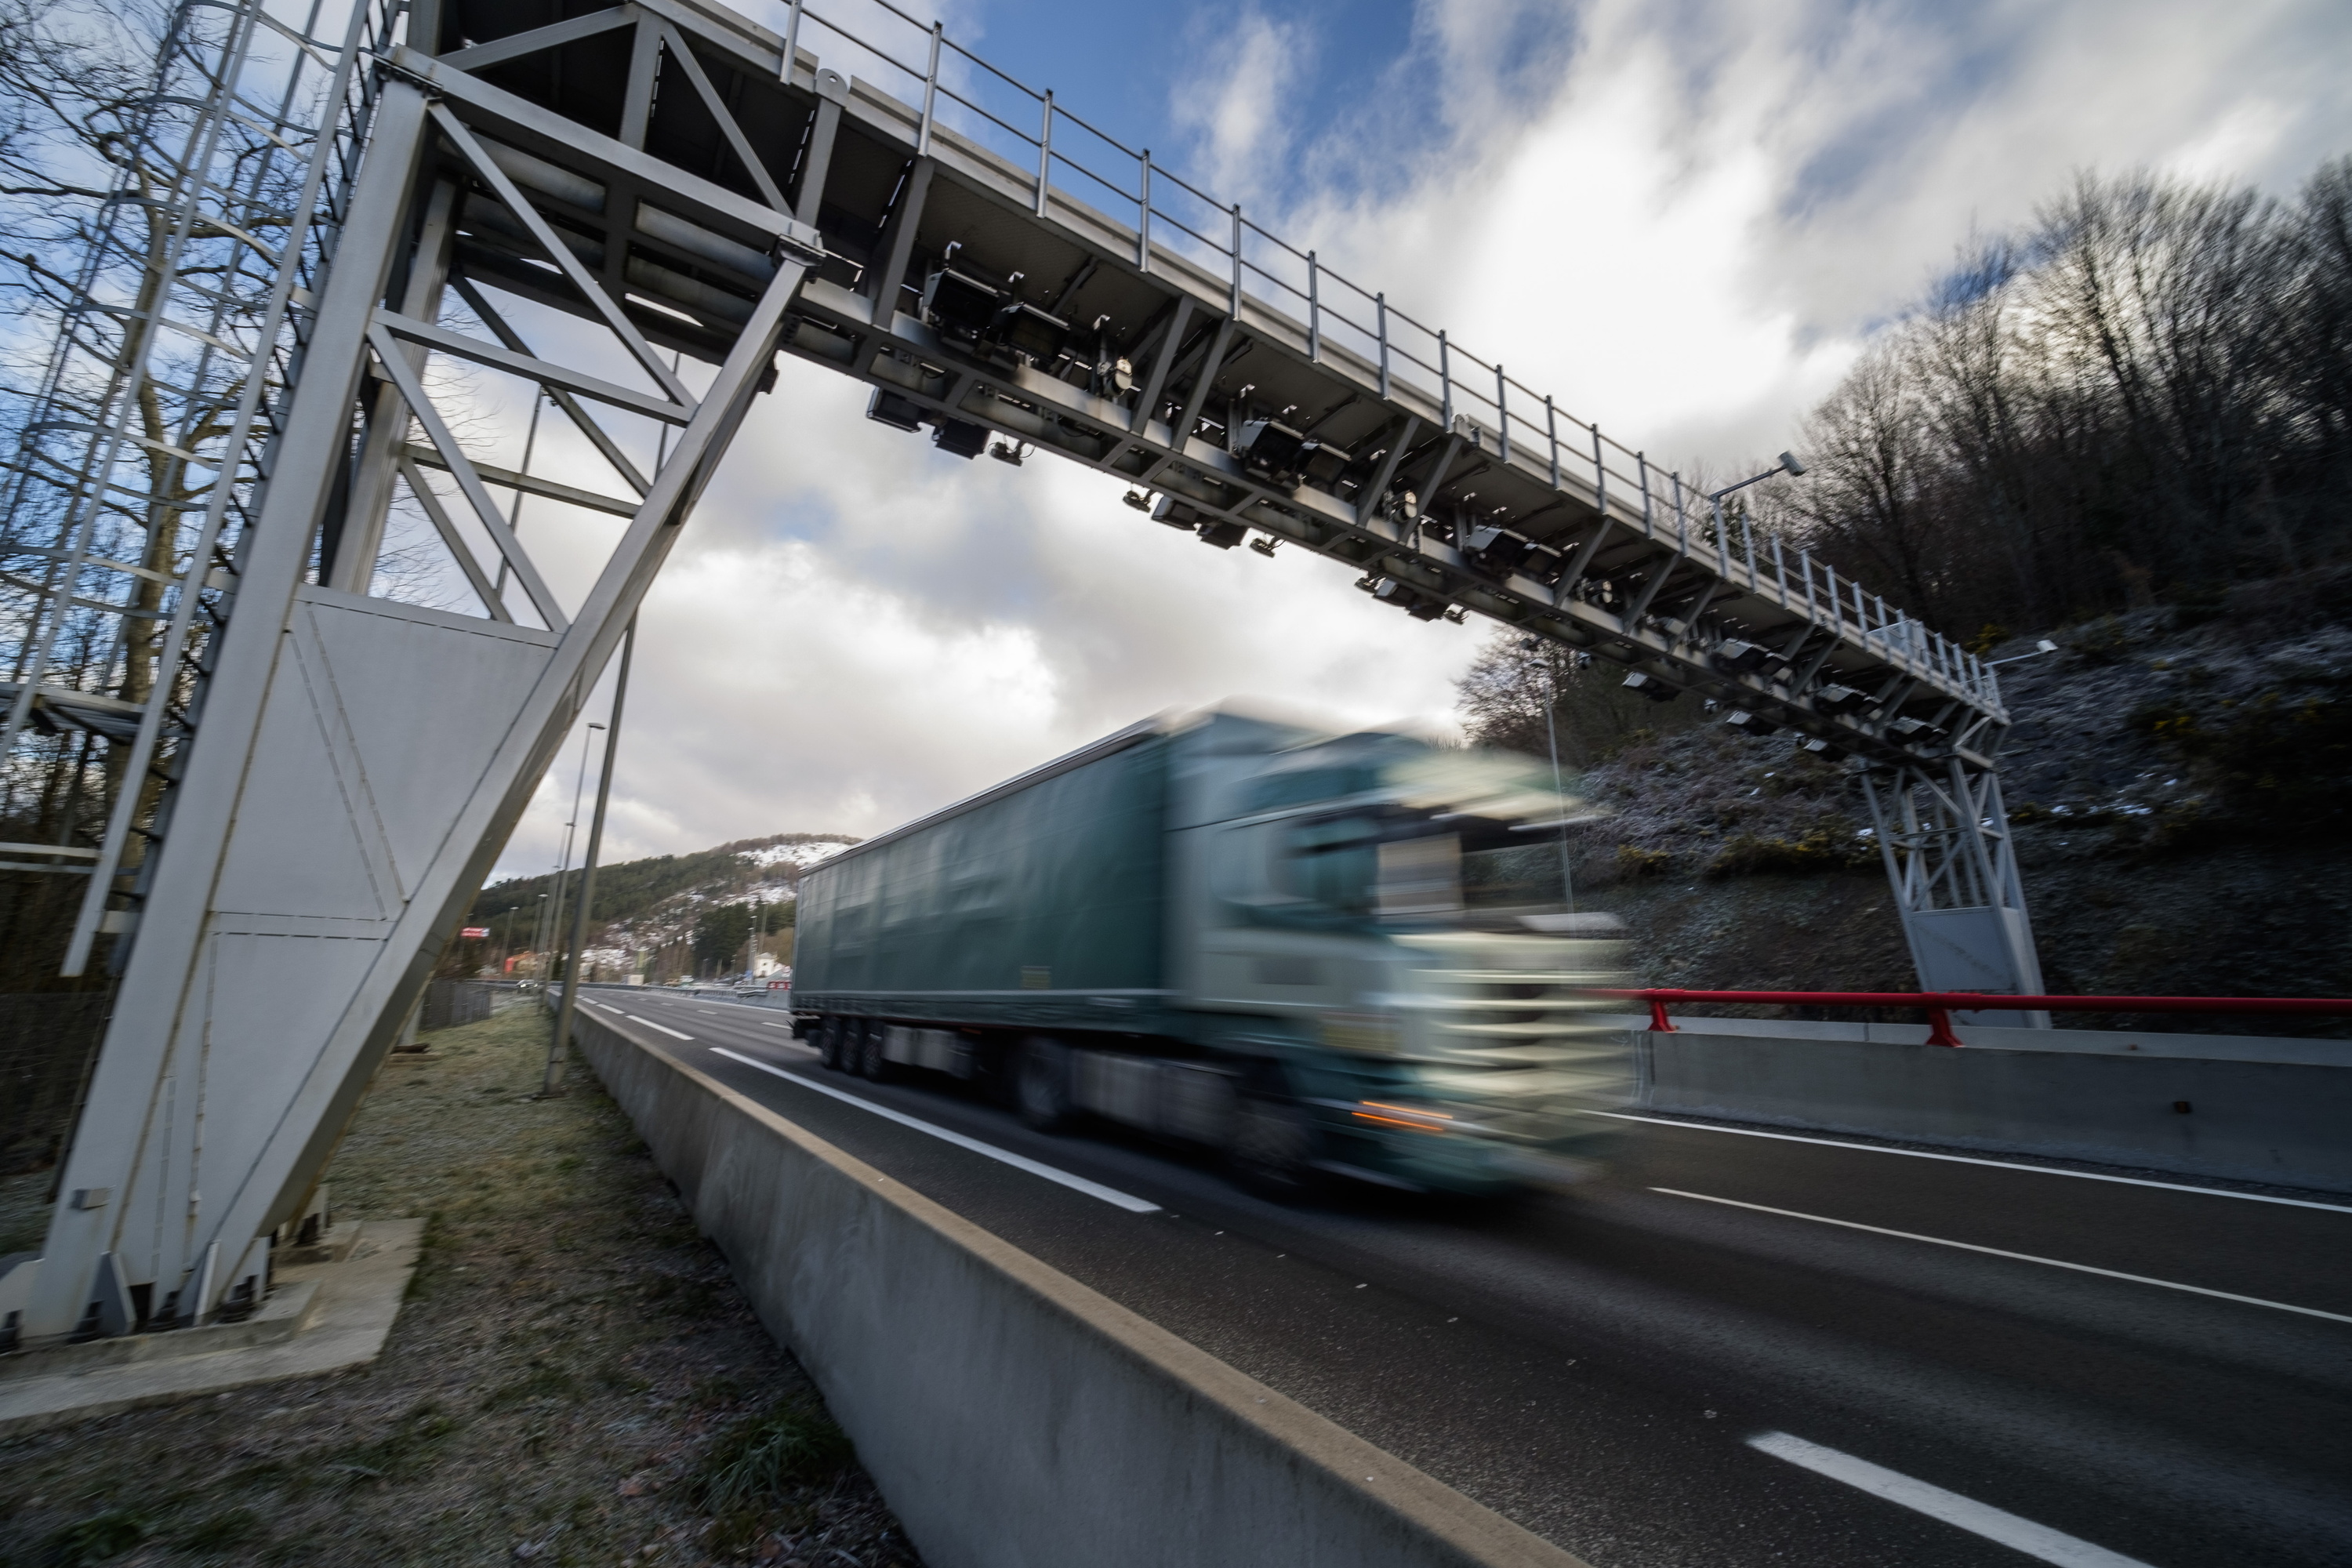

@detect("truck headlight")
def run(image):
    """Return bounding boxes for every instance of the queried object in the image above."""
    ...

[1350,1101,1488,1135]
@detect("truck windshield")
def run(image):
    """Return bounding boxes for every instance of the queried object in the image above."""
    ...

[1279,815,1379,912]
[1279,819,1576,927]
[1259,742,1593,928]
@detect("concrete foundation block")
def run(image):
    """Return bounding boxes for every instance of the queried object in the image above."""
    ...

[0,1218,423,1436]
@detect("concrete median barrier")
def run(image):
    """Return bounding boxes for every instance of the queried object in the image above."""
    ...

[1632,1017,2352,1192]
[569,1012,1586,1568]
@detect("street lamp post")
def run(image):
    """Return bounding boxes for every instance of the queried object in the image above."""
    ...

[1521,637,1577,913]
[541,720,603,1004]
[1707,451,1806,508]
[545,620,636,1095]
[1706,452,1806,571]
[1989,639,2060,666]
[1712,451,1797,573]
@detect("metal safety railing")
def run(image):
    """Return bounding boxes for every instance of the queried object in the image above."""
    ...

[1613,989,2352,1048]
[767,0,2002,715]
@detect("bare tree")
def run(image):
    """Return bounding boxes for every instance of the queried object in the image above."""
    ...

[0,0,177,990]
[1793,336,1943,617]
[0,0,328,988]
[1789,162,2347,637]
[1457,630,1699,768]
[2288,158,2352,508]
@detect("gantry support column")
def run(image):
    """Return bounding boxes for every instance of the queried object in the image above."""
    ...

[23,53,829,1338]
[25,82,436,1338]
[1861,760,2050,1025]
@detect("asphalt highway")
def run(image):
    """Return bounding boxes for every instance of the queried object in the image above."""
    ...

[583,988,2352,1568]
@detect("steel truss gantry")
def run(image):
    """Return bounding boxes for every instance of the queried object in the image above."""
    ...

[5,0,2042,1343]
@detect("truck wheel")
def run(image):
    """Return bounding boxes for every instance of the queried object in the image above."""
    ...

[817,1018,844,1071]
[1015,1037,1073,1131]
[859,1021,896,1083]
[1231,1087,1320,1201]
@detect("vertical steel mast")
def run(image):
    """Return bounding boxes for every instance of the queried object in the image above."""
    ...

[1862,760,2049,1023]
[11,0,836,1340]
[0,0,405,1339]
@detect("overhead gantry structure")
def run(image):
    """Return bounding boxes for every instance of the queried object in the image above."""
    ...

[2,0,2042,1345]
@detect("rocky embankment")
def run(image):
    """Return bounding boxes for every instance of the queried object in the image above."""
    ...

[1563,599,2352,1031]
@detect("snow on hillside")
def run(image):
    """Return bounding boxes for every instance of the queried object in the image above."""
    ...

[570,831,859,957]
[742,838,851,871]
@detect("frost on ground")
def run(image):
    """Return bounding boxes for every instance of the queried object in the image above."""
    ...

[1554,606,2352,1026]
[0,1003,922,1568]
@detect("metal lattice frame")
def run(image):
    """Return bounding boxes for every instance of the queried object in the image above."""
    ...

[1861,761,2048,1022]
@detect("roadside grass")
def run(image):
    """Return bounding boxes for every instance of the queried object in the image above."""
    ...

[691,1403,858,1552]
[0,1001,918,1567]
[1,1166,51,1257]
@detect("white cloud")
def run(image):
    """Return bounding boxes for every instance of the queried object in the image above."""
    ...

[1169,9,1312,201]
[1280,0,2347,459]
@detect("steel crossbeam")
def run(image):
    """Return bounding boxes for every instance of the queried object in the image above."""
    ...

[6,0,2047,1345]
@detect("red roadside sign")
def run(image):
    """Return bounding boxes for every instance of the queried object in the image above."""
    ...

[460,927,491,939]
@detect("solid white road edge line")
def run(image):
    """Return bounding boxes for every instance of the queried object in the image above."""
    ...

[626,1014,694,1040]
[1747,1431,2154,1568]
[1602,1112,2352,1214]
[1653,1187,2352,1325]
[708,1047,1161,1214]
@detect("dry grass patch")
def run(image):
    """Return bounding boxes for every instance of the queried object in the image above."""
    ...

[0,1002,920,1568]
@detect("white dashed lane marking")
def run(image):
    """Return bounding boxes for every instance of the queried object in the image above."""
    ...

[1654,1188,2352,1324]
[1748,1432,2154,1568]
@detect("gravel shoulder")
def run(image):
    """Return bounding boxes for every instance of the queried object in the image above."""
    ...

[0,1001,920,1568]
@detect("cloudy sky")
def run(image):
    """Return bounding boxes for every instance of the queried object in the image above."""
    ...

[489,0,2350,884]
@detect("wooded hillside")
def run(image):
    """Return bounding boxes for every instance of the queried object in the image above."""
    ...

[1781,161,2352,640]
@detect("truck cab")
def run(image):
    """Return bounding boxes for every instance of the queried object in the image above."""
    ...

[1168,715,1628,1196]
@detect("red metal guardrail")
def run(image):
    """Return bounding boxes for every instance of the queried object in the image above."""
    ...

[1607,989,2352,1047]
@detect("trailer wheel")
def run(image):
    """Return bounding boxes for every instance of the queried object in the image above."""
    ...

[1231,1083,1321,1202]
[817,1018,844,1071]
[1015,1036,1073,1131]
[858,1021,894,1083]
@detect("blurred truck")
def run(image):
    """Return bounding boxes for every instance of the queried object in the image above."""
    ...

[790,706,1628,1197]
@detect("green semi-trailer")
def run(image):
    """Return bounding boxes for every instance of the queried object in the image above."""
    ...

[791,706,1630,1197]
